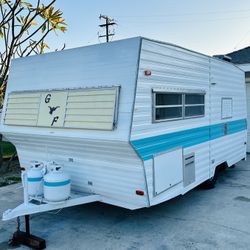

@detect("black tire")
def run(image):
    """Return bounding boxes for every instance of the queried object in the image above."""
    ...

[202,167,219,189]
[220,162,228,171]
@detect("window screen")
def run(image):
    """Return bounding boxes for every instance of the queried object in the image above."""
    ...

[154,93,183,121]
[185,106,204,117]
[155,107,182,120]
[156,93,182,106]
[185,94,204,105]
[184,94,205,118]
[221,98,232,119]
[153,92,205,122]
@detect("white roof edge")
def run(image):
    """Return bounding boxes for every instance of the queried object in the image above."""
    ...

[10,35,243,71]
[11,36,143,62]
[140,37,243,71]
[141,37,209,58]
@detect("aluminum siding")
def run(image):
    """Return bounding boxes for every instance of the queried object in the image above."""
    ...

[131,39,246,205]
[4,133,147,209]
[3,37,141,141]
[209,58,247,169]
[232,64,250,152]
[1,37,149,210]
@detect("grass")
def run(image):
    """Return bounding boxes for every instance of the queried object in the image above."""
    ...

[0,176,21,187]
[0,141,16,159]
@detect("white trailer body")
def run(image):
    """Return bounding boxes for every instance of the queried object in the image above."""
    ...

[234,63,250,152]
[1,37,247,215]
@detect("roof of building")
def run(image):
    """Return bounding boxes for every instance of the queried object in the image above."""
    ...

[216,46,250,64]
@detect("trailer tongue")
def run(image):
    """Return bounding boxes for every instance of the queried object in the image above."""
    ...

[2,191,101,221]
[3,188,100,250]
[3,164,101,249]
[3,192,100,249]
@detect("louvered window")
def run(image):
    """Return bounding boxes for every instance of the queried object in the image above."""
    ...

[4,86,120,130]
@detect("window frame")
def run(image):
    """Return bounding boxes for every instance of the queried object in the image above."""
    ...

[152,91,205,123]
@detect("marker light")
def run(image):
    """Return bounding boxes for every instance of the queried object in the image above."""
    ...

[136,190,144,196]
[144,70,152,76]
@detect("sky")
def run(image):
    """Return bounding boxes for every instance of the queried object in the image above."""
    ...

[45,0,250,56]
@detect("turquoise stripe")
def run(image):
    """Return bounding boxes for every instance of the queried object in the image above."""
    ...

[210,123,224,140]
[131,119,247,161]
[27,177,43,182]
[228,119,247,134]
[44,180,70,187]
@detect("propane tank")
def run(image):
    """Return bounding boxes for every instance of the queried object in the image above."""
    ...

[44,162,71,202]
[27,161,44,197]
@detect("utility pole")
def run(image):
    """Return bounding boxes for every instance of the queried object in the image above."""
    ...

[98,15,116,42]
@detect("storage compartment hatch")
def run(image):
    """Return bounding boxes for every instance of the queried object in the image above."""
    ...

[153,148,183,196]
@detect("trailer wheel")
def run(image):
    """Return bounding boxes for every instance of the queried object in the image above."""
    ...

[202,167,219,189]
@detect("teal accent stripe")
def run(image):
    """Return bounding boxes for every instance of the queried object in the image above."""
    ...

[228,119,247,134]
[27,177,43,182]
[131,119,247,161]
[44,180,70,187]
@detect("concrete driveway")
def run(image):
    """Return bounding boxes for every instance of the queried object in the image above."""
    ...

[0,158,250,250]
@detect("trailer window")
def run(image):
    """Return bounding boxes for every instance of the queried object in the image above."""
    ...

[184,94,205,118]
[154,93,183,121]
[156,93,182,106]
[153,92,205,122]
[156,107,182,120]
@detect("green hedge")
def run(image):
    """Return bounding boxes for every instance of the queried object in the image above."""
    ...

[0,141,16,158]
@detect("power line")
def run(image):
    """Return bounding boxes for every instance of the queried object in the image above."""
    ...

[98,14,117,43]
[115,8,250,19]
[115,15,250,24]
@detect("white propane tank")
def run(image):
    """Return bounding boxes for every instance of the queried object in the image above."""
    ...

[27,161,44,197]
[44,162,71,202]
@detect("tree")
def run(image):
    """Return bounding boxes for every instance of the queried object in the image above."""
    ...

[0,0,67,105]
[0,0,66,168]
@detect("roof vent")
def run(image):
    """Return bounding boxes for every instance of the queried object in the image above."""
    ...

[213,55,232,62]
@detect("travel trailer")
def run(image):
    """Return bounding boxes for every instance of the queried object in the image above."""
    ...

[1,37,247,222]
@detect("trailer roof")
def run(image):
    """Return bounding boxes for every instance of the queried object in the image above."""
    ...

[11,36,243,71]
